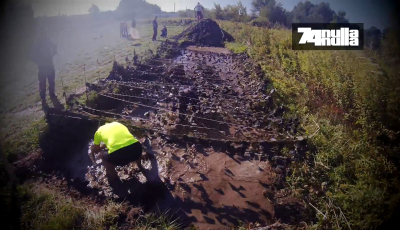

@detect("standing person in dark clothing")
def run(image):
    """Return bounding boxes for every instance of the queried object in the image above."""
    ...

[131,17,136,28]
[120,21,125,37]
[30,26,57,109]
[152,16,158,41]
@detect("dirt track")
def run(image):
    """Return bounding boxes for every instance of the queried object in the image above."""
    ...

[14,20,307,229]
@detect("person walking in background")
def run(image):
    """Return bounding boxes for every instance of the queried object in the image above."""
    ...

[120,21,124,38]
[30,26,57,110]
[152,16,158,41]
[120,21,128,38]
[123,21,128,38]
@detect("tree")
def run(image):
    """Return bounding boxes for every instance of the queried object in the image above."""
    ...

[366,26,381,50]
[288,1,348,24]
[258,2,287,26]
[88,4,100,14]
[212,3,224,20]
[331,10,349,23]
[251,0,276,15]
[309,2,335,23]
[237,1,247,17]
[116,0,161,19]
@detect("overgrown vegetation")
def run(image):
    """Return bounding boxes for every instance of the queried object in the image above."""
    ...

[17,184,123,230]
[12,183,183,230]
[2,0,399,228]
[220,13,400,229]
[193,0,349,27]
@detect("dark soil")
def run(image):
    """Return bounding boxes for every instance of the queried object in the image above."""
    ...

[175,19,234,47]
[12,21,310,229]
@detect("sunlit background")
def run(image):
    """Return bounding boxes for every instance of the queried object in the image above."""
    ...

[9,0,392,29]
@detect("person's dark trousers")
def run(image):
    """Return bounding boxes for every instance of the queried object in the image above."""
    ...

[153,27,157,41]
[38,67,56,99]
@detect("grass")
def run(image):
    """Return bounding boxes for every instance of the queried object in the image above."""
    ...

[225,42,248,54]
[219,20,400,229]
[133,209,182,230]
[18,184,126,230]
[7,16,399,229]
[0,18,189,230]
[0,20,185,160]
[15,183,184,230]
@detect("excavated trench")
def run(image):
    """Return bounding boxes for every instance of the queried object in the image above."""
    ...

[16,20,309,229]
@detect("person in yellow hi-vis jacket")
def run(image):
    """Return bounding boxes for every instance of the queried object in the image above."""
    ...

[89,122,144,180]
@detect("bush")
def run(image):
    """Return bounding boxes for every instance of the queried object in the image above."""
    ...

[220,20,400,229]
[250,17,271,27]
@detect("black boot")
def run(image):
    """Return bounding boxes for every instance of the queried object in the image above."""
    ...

[41,98,49,111]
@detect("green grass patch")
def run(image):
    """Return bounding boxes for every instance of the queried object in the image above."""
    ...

[17,184,128,230]
[19,186,83,230]
[225,42,248,53]
[1,22,186,161]
[134,209,182,230]
[220,20,400,229]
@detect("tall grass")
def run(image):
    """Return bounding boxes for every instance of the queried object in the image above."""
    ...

[18,185,124,230]
[220,20,400,229]
[16,184,183,230]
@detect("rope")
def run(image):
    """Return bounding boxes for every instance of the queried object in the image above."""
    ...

[95,92,274,138]
[129,68,225,83]
[81,107,227,140]
[113,82,241,103]
[103,91,264,119]
[106,79,261,101]
[97,92,243,127]
[82,106,226,134]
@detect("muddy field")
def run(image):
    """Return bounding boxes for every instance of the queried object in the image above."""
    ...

[15,20,308,229]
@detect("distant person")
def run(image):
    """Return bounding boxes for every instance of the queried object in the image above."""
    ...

[131,18,136,29]
[30,26,57,109]
[194,2,204,21]
[161,25,167,38]
[123,21,128,38]
[120,21,125,38]
[120,21,128,38]
[152,16,158,41]
[89,122,145,181]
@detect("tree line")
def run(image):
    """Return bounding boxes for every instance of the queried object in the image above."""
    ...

[204,0,350,26]
[177,0,397,51]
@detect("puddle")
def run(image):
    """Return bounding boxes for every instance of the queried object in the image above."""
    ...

[152,141,277,228]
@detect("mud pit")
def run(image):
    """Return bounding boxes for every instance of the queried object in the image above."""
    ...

[17,20,306,229]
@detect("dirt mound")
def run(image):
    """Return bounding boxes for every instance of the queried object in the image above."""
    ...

[175,19,234,47]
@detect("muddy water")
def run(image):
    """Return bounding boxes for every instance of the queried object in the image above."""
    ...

[61,46,298,228]
[79,131,277,228]
[152,141,276,229]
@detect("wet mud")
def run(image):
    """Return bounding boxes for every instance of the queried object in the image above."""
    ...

[14,19,308,229]
[174,19,234,47]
